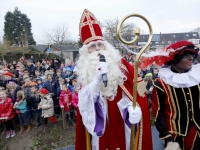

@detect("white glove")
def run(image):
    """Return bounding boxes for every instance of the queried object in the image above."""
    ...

[94,62,109,85]
[128,105,142,124]
[60,106,64,108]
[90,62,109,93]
[164,142,181,150]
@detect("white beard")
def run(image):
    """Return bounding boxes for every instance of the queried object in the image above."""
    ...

[77,41,126,100]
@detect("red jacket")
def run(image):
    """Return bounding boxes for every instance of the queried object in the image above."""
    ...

[59,89,72,112]
[0,97,15,122]
[71,92,78,109]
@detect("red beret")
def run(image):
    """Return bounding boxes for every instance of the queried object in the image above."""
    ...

[4,72,13,77]
[40,88,49,94]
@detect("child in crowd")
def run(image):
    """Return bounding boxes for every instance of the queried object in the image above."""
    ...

[64,67,72,86]
[22,77,36,121]
[144,72,154,108]
[36,77,44,90]
[69,79,77,92]
[33,69,42,82]
[57,77,65,96]
[59,84,73,128]
[38,88,56,128]
[0,83,6,92]
[55,69,62,82]
[0,83,6,134]
[13,90,31,134]
[0,90,15,138]
[71,87,79,122]
[30,85,41,128]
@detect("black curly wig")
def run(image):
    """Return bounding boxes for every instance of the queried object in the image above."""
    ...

[165,48,199,66]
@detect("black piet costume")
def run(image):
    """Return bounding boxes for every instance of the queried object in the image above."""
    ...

[150,41,200,150]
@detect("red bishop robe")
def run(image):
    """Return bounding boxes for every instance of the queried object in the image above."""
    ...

[75,58,152,150]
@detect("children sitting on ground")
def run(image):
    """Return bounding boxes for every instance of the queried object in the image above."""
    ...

[38,88,56,130]
[13,90,31,134]
[0,90,16,138]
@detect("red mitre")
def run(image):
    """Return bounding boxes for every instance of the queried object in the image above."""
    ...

[79,9,104,45]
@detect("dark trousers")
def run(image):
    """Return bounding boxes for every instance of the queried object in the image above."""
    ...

[19,112,30,126]
[65,111,74,120]
[53,96,60,115]
[43,118,48,126]
[5,120,15,131]
[32,109,41,124]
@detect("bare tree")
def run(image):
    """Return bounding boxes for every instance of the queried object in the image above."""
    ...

[0,39,10,60]
[101,17,136,47]
[43,24,71,45]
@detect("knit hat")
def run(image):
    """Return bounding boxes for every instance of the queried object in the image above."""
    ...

[8,79,16,84]
[145,73,153,78]
[40,88,49,94]
[4,72,13,77]
[66,67,72,72]
[36,77,42,81]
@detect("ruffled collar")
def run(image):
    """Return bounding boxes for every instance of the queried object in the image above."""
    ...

[158,64,200,88]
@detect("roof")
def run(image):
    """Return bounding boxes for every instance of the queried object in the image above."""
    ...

[52,44,78,51]
[30,45,48,52]
[30,44,78,52]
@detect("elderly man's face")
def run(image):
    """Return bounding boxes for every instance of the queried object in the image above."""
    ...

[88,41,105,54]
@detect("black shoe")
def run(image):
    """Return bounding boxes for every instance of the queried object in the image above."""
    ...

[35,123,41,128]
[55,114,60,118]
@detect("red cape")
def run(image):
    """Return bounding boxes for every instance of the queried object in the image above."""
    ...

[75,58,152,150]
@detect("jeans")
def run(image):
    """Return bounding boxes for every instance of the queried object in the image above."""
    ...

[19,112,30,126]
[26,105,32,120]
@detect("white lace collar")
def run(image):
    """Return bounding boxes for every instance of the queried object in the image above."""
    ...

[158,64,200,88]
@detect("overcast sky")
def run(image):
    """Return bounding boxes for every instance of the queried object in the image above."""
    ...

[0,0,200,44]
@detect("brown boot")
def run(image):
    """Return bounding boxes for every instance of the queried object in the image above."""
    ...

[26,125,31,132]
[19,126,24,134]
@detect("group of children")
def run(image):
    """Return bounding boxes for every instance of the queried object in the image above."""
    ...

[0,74,78,138]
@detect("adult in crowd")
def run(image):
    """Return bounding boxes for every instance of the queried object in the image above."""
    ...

[152,41,200,150]
[25,59,36,77]
[65,56,71,66]
[50,58,61,71]
[30,56,36,64]
[75,9,152,150]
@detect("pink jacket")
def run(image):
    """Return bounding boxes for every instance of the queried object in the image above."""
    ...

[71,92,78,109]
[59,90,72,112]
[0,97,15,122]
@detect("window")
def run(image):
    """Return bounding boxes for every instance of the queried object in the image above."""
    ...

[162,41,165,44]
[186,34,189,36]
[173,35,176,37]
[155,42,159,44]
[168,41,171,44]
[193,34,197,36]
[152,35,160,41]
